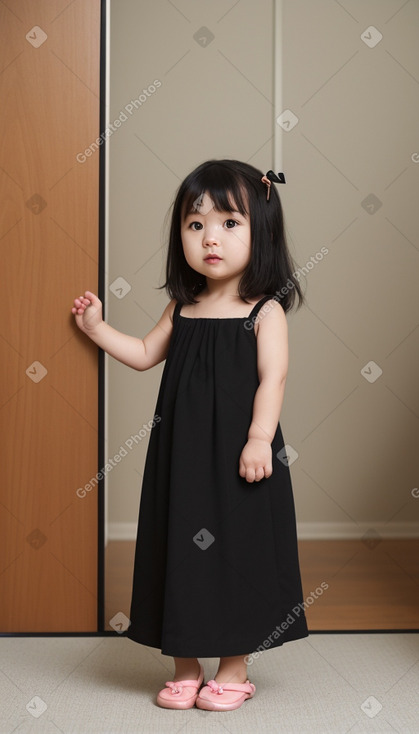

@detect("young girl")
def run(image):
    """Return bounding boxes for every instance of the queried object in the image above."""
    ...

[72,159,309,712]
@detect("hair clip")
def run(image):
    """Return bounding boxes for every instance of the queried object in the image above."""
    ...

[261,170,286,201]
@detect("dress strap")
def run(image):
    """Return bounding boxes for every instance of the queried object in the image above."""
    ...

[247,295,277,322]
[173,296,277,323]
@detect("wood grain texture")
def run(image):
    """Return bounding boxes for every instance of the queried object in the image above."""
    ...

[0,0,101,631]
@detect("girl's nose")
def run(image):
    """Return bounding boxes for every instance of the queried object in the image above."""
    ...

[203,224,221,246]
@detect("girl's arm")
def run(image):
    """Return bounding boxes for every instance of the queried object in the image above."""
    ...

[71,291,176,371]
[239,299,289,482]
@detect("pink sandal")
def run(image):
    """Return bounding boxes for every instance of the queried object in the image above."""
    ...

[195,678,256,711]
[156,663,204,709]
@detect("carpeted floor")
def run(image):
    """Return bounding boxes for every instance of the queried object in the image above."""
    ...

[0,633,418,733]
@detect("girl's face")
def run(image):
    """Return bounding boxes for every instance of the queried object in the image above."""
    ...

[180,190,251,281]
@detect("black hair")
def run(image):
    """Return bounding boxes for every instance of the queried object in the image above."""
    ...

[158,159,306,312]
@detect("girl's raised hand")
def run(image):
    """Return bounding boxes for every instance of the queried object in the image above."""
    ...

[71,290,103,333]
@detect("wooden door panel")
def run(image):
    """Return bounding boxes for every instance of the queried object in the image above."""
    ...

[0,0,102,632]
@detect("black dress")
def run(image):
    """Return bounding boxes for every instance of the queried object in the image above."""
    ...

[127,295,309,657]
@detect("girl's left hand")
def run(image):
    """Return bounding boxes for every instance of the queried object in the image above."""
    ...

[239,438,273,483]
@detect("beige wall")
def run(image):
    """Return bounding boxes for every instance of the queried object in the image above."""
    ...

[106,0,419,540]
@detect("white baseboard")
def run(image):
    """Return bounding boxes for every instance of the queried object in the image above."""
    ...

[106,521,419,543]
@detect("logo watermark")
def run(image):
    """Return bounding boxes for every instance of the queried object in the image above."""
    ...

[76,414,161,498]
[244,247,329,330]
[244,581,328,665]
[76,80,162,163]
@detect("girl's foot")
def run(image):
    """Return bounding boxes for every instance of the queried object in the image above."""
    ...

[214,672,248,684]
[157,662,204,710]
[173,658,201,681]
[214,657,248,684]
[195,655,255,711]
[195,678,256,711]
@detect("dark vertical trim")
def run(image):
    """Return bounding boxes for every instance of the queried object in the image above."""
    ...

[97,0,107,632]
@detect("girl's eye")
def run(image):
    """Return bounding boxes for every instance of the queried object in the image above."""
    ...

[188,219,238,230]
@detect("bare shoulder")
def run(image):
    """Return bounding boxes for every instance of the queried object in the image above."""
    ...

[254,297,287,337]
[258,296,286,318]
[150,297,177,328]
[167,297,178,323]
